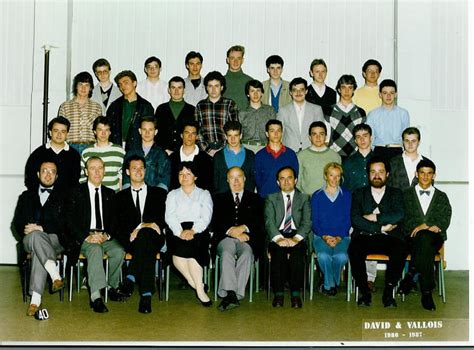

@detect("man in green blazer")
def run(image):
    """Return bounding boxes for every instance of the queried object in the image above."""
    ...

[264,166,312,309]
[399,159,452,310]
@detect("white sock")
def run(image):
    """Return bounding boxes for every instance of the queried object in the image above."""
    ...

[31,291,42,306]
[44,259,61,281]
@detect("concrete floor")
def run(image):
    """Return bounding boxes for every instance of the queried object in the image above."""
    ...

[0,265,468,345]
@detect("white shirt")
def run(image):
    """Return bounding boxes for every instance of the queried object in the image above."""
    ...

[45,141,70,154]
[87,181,103,230]
[311,83,326,98]
[402,152,422,185]
[371,186,386,206]
[165,186,213,236]
[293,101,306,135]
[131,184,147,223]
[180,145,199,161]
[336,102,355,114]
[136,79,168,110]
[272,191,304,242]
[38,186,52,206]
[415,184,434,215]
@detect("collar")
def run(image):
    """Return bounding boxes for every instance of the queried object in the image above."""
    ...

[46,141,70,151]
[87,181,101,193]
[415,184,434,193]
[180,145,199,159]
[266,144,286,158]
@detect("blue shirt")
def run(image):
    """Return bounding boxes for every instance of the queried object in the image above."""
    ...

[223,145,246,168]
[367,105,410,146]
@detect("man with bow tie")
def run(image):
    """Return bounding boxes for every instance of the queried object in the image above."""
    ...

[13,160,70,316]
[399,159,452,310]
[211,167,264,311]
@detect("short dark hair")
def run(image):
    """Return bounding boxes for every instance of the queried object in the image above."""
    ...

[289,77,308,91]
[185,51,203,65]
[226,45,245,57]
[72,72,94,97]
[144,56,162,68]
[181,120,200,134]
[308,121,327,135]
[265,119,282,132]
[336,75,357,95]
[362,59,382,73]
[223,120,242,134]
[353,123,372,136]
[416,159,436,173]
[125,154,146,170]
[265,55,284,68]
[366,156,390,175]
[177,161,198,178]
[48,116,71,133]
[204,71,226,91]
[245,79,264,96]
[379,79,397,93]
[168,76,185,89]
[38,159,58,172]
[92,116,110,132]
[92,58,111,73]
[309,58,327,71]
[276,166,297,180]
[402,127,421,141]
[140,115,157,128]
[114,70,137,85]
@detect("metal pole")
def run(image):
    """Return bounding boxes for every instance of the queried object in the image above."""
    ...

[42,46,51,144]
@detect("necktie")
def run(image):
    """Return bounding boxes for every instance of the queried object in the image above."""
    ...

[40,188,52,193]
[419,190,430,196]
[234,193,240,207]
[134,188,142,220]
[283,194,293,233]
[94,188,102,230]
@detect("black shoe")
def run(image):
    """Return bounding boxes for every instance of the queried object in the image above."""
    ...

[291,296,303,309]
[90,298,109,313]
[200,298,212,307]
[138,296,152,313]
[398,275,416,295]
[272,295,284,307]
[383,287,397,308]
[321,287,333,296]
[421,291,436,311]
[117,278,134,297]
[357,292,372,306]
[225,291,240,310]
[108,287,125,302]
[330,287,338,296]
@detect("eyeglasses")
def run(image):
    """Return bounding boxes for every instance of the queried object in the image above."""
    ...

[40,168,57,175]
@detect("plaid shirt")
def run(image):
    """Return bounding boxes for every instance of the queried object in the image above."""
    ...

[58,98,102,143]
[328,104,366,157]
[195,97,238,150]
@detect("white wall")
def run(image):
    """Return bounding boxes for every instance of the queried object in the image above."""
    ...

[0,0,469,269]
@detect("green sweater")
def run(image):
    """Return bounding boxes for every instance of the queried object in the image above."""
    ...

[296,147,342,195]
[224,69,253,111]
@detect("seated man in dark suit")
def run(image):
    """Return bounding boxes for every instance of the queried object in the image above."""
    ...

[348,156,406,308]
[399,159,452,310]
[68,157,125,313]
[211,167,264,311]
[264,166,312,309]
[114,155,167,313]
[13,160,69,316]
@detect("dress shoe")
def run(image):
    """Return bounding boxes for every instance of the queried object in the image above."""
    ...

[421,291,436,311]
[272,295,284,307]
[138,295,152,313]
[398,275,416,296]
[330,287,338,296]
[108,287,125,302]
[27,303,41,316]
[90,298,109,313]
[219,291,239,311]
[290,296,302,309]
[195,286,212,307]
[382,287,397,308]
[357,292,372,306]
[52,279,65,293]
[117,279,134,297]
[321,287,333,297]
[367,281,376,293]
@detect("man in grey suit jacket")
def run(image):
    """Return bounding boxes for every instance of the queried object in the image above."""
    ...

[264,166,312,309]
[277,77,325,152]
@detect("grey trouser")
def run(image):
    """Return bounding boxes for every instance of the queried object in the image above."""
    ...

[23,230,63,295]
[217,237,253,300]
[80,239,125,294]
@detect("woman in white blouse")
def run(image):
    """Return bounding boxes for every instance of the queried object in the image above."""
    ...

[165,162,213,306]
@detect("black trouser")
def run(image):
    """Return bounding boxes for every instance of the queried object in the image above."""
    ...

[269,239,306,294]
[406,230,444,292]
[348,234,406,295]
[128,227,165,295]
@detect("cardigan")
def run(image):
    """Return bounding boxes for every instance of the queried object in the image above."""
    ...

[213,146,255,193]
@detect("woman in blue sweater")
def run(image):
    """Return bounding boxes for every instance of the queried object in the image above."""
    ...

[311,162,351,296]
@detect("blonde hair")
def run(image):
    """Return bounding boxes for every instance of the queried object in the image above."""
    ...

[323,162,343,177]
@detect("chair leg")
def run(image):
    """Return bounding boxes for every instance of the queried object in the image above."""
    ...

[255,259,259,293]
[309,256,315,301]
[69,265,74,302]
[214,256,219,301]
[440,260,446,303]
[104,258,109,303]
[346,262,351,302]
[165,265,170,301]
[249,261,254,303]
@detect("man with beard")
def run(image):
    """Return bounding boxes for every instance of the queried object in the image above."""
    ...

[348,156,405,308]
